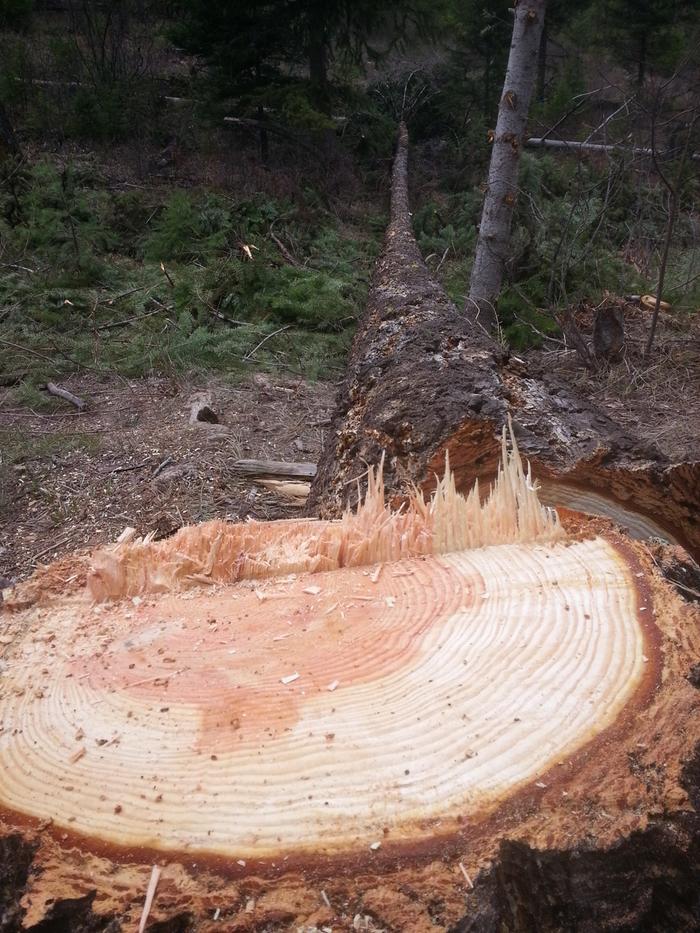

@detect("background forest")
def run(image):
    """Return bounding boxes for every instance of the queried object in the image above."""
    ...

[0,0,699,379]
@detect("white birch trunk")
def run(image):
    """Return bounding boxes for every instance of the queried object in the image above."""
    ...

[468,0,547,333]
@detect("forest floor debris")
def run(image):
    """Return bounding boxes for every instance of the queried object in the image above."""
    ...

[0,373,332,583]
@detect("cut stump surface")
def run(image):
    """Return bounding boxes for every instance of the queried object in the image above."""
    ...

[0,448,699,931]
[1,538,652,861]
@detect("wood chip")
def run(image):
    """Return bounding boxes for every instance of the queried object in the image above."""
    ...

[458,862,474,888]
[327,680,339,691]
[369,840,381,850]
[303,585,321,595]
[280,673,300,685]
[138,864,162,933]
[370,565,382,584]
[69,746,86,764]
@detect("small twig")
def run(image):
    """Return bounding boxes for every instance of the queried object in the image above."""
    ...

[243,325,291,361]
[45,382,87,411]
[435,246,450,274]
[152,456,174,478]
[458,862,474,889]
[101,459,153,476]
[159,262,175,288]
[97,282,158,305]
[0,338,58,365]
[95,307,165,331]
[270,231,301,267]
[32,534,77,563]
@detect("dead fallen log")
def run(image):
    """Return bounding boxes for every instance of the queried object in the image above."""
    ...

[233,458,317,479]
[308,126,699,561]
[45,381,87,411]
[526,136,700,161]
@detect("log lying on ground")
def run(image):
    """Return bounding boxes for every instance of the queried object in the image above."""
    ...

[232,458,317,479]
[1,431,699,932]
[308,125,700,561]
[526,136,700,161]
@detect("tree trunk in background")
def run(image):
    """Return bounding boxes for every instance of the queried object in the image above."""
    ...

[308,20,330,115]
[467,0,547,333]
[536,21,548,101]
[0,102,19,158]
[257,103,269,166]
[637,30,648,87]
[308,124,699,561]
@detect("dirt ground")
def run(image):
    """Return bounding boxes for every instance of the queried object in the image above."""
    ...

[1,303,698,587]
[0,373,334,585]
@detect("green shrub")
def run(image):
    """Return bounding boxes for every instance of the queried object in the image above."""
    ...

[413,191,481,259]
[144,192,233,262]
[0,161,114,283]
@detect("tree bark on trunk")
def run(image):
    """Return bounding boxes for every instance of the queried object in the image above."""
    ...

[467,0,547,333]
[536,21,548,102]
[308,21,330,115]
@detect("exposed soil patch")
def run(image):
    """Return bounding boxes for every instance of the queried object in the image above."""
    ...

[0,373,334,585]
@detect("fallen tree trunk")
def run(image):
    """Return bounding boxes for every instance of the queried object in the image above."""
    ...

[308,127,700,561]
[526,135,700,161]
